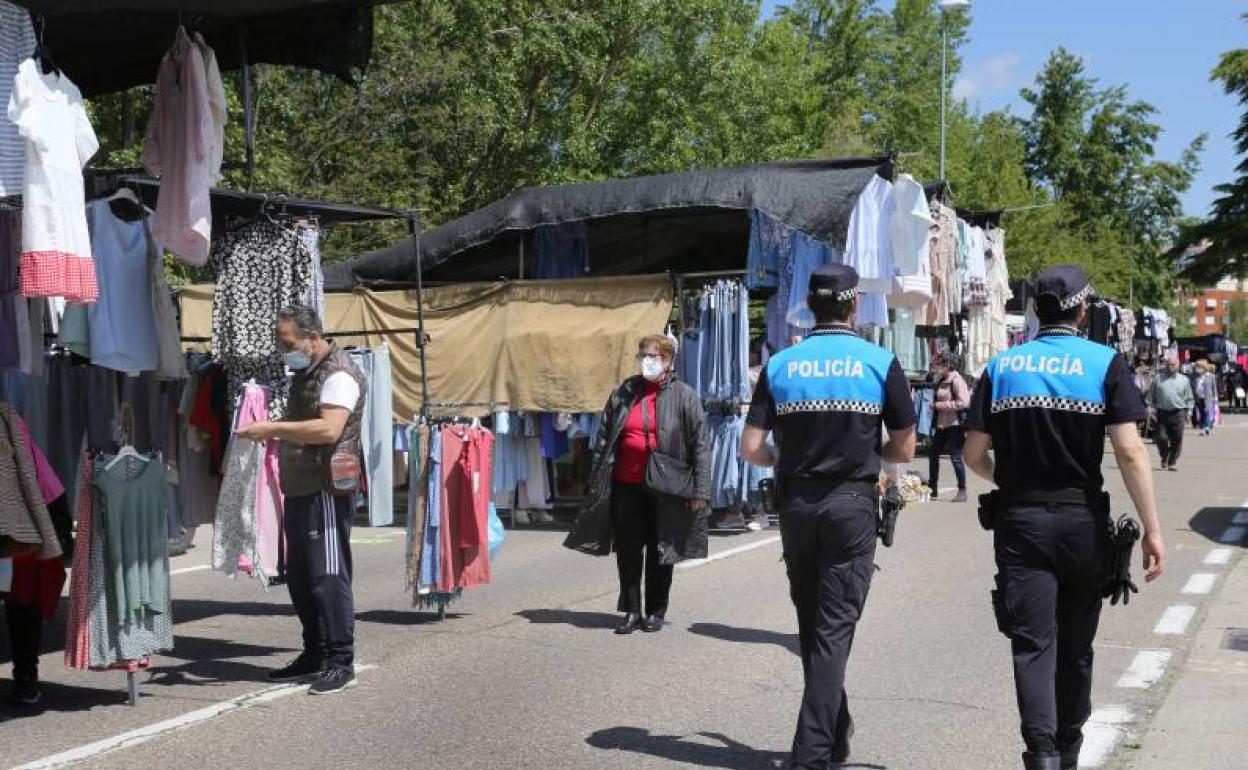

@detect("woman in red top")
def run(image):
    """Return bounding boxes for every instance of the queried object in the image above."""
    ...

[580,334,711,634]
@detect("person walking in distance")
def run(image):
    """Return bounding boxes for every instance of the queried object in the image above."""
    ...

[741,265,917,769]
[1147,354,1194,471]
[964,265,1165,770]
[928,352,970,502]
[236,306,367,695]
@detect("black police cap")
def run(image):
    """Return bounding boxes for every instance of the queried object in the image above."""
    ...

[1033,264,1093,312]
[809,264,860,301]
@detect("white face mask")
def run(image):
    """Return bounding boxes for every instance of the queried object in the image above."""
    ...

[640,355,665,382]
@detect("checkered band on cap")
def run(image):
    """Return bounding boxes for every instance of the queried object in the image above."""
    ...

[990,395,1105,415]
[777,399,882,416]
[1060,283,1093,311]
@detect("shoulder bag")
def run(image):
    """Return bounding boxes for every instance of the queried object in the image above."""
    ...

[641,392,695,500]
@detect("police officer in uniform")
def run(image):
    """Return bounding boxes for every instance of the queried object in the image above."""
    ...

[742,265,916,769]
[964,265,1166,770]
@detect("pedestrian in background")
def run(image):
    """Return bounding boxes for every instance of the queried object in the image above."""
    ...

[1148,355,1195,471]
[741,265,917,770]
[584,334,711,635]
[964,265,1165,770]
[928,351,970,503]
[1196,362,1219,435]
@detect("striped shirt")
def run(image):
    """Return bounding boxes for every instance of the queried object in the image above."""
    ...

[0,2,34,196]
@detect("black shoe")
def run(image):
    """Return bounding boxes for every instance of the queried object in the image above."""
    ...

[643,615,664,632]
[615,613,644,635]
[267,654,323,683]
[6,679,41,706]
[308,667,357,696]
[1022,751,1061,770]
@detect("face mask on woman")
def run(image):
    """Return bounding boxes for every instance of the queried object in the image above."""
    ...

[640,355,666,382]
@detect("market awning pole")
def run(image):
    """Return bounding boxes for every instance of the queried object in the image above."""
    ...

[238,31,255,190]
[411,211,430,420]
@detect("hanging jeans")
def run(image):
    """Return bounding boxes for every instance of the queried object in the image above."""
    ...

[351,347,394,526]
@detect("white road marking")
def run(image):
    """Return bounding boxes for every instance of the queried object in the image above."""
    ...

[675,536,781,570]
[1182,573,1218,594]
[1220,525,1246,544]
[1154,605,1197,635]
[1079,705,1133,768]
[169,564,211,576]
[6,665,377,770]
[1233,510,1248,525]
[1116,650,1173,689]
[1205,547,1233,565]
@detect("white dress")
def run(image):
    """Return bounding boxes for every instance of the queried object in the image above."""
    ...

[7,58,98,302]
[844,174,894,328]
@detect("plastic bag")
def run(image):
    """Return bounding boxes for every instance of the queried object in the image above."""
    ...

[488,503,506,560]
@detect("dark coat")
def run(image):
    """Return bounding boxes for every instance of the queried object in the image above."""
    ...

[563,375,711,564]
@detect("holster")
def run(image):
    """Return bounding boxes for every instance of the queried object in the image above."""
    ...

[977,491,999,531]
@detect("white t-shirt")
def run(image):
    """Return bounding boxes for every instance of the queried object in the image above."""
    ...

[320,372,360,410]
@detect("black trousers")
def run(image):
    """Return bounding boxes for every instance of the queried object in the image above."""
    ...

[610,483,674,618]
[993,503,1109,754]
[928,425,967,491]
[1154,409,1186,466]
[285,491,355,670]
[779,481,877,769]
[4,599,42,682]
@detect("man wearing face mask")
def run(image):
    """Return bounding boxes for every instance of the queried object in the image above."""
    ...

[235,305,366,695]
[575,334,711,634]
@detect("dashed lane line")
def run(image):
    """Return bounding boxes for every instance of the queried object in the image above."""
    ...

[675,536,781,570]
[1079,705,1133,768]
[1115,650,1173,689]
[6,665,378,770]
[1182,573,1218,594]
[1204,547,1233,566]
[1153,604,1197,636]
[169,564,211,576]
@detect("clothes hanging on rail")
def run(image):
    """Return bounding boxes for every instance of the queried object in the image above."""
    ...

[0,2,34,197]
[534,221,590,279]
[844,175,893,328]
[0,402,61,560]
[9,59,98,302]
[0,207,23,370]
[86,201,159,374]
[350,346,394,527]
[300,224,325,320]
[143,27,216,267]
[213,383,284,584]
[210,219,313,416]
[678,280,751,403]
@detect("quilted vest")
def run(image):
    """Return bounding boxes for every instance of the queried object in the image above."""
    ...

[279,343,366,497]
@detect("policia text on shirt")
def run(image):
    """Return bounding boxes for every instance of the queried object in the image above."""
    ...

[964,265,1165,770]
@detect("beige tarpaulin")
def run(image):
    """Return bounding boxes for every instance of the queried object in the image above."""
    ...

[179,275,673,418]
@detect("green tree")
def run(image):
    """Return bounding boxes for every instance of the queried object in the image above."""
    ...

[1178,24,1248,284]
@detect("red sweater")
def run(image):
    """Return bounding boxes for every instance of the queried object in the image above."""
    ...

[613,381,660,484]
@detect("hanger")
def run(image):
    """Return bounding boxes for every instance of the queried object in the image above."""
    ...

[33,16,60,76]
[106,444,150,472]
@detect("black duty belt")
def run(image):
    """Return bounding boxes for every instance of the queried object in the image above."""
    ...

[1000,487,1108,508]
[780,477,878,499]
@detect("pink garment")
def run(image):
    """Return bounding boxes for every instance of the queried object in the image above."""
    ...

[439,425,493,591]
[237,385,284,583]
[64,454,95,669]
[14,413,64,504]
[932,371,970,430]
[143,27,214,267]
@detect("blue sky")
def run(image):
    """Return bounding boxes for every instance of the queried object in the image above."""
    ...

[761,0,1244,218]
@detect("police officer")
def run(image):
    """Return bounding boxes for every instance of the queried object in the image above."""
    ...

[963,265,1166,770]
[742,265,917,769]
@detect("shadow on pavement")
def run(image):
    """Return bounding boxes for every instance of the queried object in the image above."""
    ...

[0,680,131,720]
[688,623,799,655]
[143,635,296,688]
[355,609,463,626]
[515,609,619,630]
[586,727,789,770]
[1187,508,1246,545]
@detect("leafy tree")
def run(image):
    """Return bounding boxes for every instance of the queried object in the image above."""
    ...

[1178,25,1248,284]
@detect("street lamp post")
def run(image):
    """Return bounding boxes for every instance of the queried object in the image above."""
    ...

[938,0,970,182]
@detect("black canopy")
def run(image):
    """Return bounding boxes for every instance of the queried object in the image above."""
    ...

[12,1,386,96]
[324,157,891,290]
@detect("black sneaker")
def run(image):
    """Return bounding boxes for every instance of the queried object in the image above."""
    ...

[308,667,356,696]
[7,679,41,706]
[267,654,323,683]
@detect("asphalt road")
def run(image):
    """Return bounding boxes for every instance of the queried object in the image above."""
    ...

[2,418,1246,770]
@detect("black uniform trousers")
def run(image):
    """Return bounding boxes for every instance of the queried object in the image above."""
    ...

[993,503,1109,754]
[1153,409,1186,467]
[779,481,877,769]
[284,491,355,671]
[610,483,674,618]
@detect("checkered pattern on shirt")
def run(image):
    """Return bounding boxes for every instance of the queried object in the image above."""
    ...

[991,395,1105,415]
[777,399,882,416]
[19,250,98,302]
